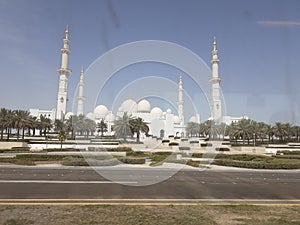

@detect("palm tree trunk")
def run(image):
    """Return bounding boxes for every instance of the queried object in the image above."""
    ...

[136,131,140,143]
[17,127,20,140]
[22,128,25,139]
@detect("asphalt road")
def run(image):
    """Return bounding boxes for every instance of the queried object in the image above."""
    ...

[0,166,299,204]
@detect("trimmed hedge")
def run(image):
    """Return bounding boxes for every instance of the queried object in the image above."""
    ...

[45,148,80,152]
[213,159,300,169]
[15,154,80,161]
[277,150,300,155]
[189,140,199,144]
[179,146,191,150]
[215,147,230,151]
[169,142,179,146]
[120,158,145,164]
[11,147,30,151]
[162,140,170,143]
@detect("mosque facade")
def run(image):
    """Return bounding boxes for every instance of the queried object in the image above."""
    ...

[30,26,247,137]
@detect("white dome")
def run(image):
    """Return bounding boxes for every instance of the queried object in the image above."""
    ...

[86,112,95,120]
[137,99,151,113]
[150,107,163,117]
[120,99,137,113]
[166,108,172,114]
[105,113,115,122]
[65,112,74,120]
[173,116,180,124]
[94,105,109,119]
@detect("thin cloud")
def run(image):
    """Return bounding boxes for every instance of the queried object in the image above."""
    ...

[257,20,300,26]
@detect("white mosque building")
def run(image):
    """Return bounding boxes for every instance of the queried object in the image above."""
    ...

[30,26,247,137]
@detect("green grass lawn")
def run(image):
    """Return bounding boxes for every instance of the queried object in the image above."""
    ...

[0,205,299,225]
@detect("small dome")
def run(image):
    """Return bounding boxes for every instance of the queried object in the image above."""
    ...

[65,112,74,120]
[137,99,151,113]
[94,105,109,119]
[173,116,180,124]
[166,108,172,114]
[189,115,200,123]
[120,99,137,113]
[105,113,115,122]
[86,112,95,120]
[150,107,163,117]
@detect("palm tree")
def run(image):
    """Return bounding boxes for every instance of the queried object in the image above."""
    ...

[0,108,8,140]
[39,115,52,139]
[65,115,77,139]
[130,117,149,143]
[113,113,133,141]
[13,110,31,140]
[272,122,287,143]
[54,119,66,132]
[58,130,66,150]
[291,125,300,141]
[232,119,252,145]
[5,109,14,141]
[83,117,96,138]
[97,119,108,137]
[186,122,199,137]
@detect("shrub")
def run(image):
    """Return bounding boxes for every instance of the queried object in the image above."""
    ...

[62,157,89,166]
[179,146,191,150]
[169,142,179,146]
[191,153,204,158]
[11,147,30,151]
[181,138,188,142]
[168,135,174,138]
[213,159,300,169]
[45,148,80,152]
[277,150,300,155]
[215,147,230,151]
[105,147,133,152]
[162,140,170,143]
[174,137,180,140]
[189,140,199,144]
[120,158,145,164]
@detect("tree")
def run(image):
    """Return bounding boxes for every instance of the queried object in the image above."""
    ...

[130,117,149,143]
[113,113,133,141]
[272,122,288,142]
[186,122,199,137]
[54,119,66,132]
[0,108,8,140]
[230,119,252,145]
[97,119,108,136]
[39,115,52,139]
[13,110,31,140]
[58,130,66,150]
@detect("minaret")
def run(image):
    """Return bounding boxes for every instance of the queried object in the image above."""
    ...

[178,74,184,126]
[210,37,222,122]
[77,67,85,116]
[56,25,71,120]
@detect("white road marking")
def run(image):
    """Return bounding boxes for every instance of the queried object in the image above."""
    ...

[0,180,137,184]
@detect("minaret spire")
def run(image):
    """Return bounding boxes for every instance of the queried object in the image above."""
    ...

[77,67,85,116]
[56,25,72,120]
[65,24,69,39]
[210,37,222,123]
[178,73,184,126]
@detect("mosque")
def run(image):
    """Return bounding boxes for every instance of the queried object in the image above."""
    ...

[30,26,247,138]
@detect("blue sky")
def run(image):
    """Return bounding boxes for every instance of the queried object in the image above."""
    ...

[0,0,300,124]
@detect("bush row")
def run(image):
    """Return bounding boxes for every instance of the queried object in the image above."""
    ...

[277,150,300,155]
[213,159,300,169]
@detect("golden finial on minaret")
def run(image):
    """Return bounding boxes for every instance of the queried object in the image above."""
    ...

[213,36,217,51]
[65,24,69,39]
